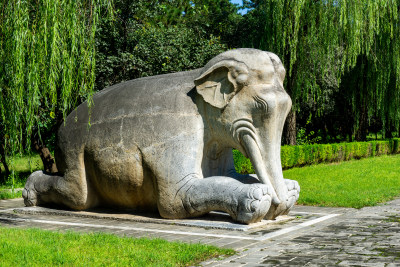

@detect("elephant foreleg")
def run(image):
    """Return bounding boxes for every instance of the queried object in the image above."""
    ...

[227,168,300,220]
[264,178,300,219]
[166,176,273,224]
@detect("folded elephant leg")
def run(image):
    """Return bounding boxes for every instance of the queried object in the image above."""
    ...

[225,162,299,220]
[23,170,98,210]
[159,176,273,224]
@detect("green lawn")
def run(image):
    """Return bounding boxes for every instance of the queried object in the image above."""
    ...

[0,154,43,175]
[0,154,43,189]
[284,154,400,208]
[0,154,42,199]
[0,190,22,200]
[0,227,234,266]
[2,153,400,208]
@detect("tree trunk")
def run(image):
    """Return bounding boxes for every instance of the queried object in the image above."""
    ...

[0,141,10,184]
[355,60,368,142]
[398,124,400,138]
[284,109,297,145]
[355,105,368,141]
[32,138,58,173]
[385,126,393,139]
[283,50,297,146]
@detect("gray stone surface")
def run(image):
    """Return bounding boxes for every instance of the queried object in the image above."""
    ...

[22,49,299,224]
[12,206,295,231]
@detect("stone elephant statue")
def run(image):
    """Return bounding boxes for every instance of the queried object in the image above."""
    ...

[23,48,300,224]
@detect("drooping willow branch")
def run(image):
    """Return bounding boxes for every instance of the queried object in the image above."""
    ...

[0,0,113,158]
[244,0,400,135]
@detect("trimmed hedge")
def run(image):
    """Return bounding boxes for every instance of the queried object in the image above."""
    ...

[233,138,400,174]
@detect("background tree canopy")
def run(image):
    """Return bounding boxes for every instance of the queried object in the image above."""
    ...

[94,0,237,90]
[0,0,399,179]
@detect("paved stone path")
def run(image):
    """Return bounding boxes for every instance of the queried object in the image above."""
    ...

[1,197,399,266]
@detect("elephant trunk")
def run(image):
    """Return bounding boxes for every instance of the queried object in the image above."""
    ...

[242,134,287,204]
[239,119,290,219]
[242,134,280,205]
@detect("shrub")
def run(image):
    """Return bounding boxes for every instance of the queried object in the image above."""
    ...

[232,150,253,174]
[233,138,400,172]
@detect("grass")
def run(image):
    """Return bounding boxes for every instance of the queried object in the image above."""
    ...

[283,154,400,208]
[0,190,22,200]
[0,154,42,199]
[0,227,234,266]
[1,153,400,208]
[0,154,43,185]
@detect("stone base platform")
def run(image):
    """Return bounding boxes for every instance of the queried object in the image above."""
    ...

[13,206,294,231]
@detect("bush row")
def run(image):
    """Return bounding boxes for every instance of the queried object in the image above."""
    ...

[233,138,400,174]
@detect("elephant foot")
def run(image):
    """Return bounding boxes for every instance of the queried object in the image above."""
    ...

[265,179,300,220]
[282,178,300,214]
[234,183,272,224]
[22,171,42,206]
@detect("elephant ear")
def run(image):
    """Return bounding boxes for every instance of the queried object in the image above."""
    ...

[194,60,248,109]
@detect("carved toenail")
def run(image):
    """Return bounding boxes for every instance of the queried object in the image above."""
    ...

[261,186,268,195]
[253,189,263,200]
[250,200,258,211]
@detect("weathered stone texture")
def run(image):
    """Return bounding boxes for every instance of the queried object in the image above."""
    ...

[23,49,300,224]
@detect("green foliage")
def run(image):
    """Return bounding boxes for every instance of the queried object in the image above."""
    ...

[96,24,226,89]
[284,154,400,208]
[240,0,343,105]
[0,228,234,266]
[0,154,42,199]
[232,150,254,174]
[240,0,400,142]
[234,138,400,172]
[0,1,112,156]
[0,190,22,200]
[95,0,233,90]
[390,139,400,154]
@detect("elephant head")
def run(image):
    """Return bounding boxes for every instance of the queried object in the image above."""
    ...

[195,48,296,218]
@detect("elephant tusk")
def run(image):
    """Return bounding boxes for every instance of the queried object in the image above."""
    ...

[241,134,280,205]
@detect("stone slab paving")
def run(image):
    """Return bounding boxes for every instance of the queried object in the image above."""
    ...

[1,197,399,266]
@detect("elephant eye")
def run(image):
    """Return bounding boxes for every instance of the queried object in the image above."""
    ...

[254,95,268,112]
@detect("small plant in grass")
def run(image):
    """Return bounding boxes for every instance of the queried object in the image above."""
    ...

[0,227,235,266]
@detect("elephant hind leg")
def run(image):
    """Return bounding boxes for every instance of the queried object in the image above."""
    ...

[23,168,99,210]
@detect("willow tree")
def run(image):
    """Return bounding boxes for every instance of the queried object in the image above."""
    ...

[339,1,400,140]
[0,1,112,180]
[241,0,400,144]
